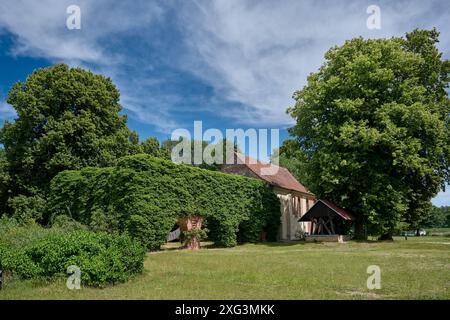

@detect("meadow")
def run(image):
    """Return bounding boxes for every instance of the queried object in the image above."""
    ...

[1,236,449,300]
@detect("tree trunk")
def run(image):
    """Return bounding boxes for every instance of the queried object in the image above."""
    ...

[185,236,201,250]
[378,233,393,241]
[354,217,367,240]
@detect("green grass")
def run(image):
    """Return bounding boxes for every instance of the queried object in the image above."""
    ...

[1,237,449,300]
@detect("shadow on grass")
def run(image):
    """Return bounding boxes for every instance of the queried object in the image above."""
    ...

[246,241,309,247]
[205,241,315,249]
[352,240,385,244]
[159,240,308,252]
[158,238,396,252]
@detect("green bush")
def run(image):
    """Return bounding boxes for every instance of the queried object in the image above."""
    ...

[182,227,209,247]
[48,154,280,250]
[7,194,47,224]
[0,225,145,287]
[0,216,50,248]
[51,215,88,232]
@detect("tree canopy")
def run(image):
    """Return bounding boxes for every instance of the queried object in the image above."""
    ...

[425,206,450,228]
[141,137,163,158]
[287,29,450,238]
[159,138,240,171]
[0,64,139,214]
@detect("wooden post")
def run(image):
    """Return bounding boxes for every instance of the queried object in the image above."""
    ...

[329,215,335,234]
[311,218,317,235]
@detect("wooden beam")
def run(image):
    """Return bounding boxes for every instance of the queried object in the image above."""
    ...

[329,215,335,234]
[321,217,331,235]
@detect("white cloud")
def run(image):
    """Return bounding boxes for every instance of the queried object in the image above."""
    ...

[0,0,449,130]
[120,93,180,133]
[0,101,16,121]
[432,186,450,207]
[175,0,450,125]
[0,0,163,64]
[0,0,175,132]
[0,0,99,63]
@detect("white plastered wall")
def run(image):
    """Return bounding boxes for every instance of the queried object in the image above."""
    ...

[276,188,312,240]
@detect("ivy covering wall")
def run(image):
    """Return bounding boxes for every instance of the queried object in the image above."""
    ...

[48,155,280,250]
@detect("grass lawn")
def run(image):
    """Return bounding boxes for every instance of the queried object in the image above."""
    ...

[1,236,449,300]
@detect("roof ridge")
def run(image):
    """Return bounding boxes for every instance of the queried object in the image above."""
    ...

[235,152,280,168]
[232,152,313,195]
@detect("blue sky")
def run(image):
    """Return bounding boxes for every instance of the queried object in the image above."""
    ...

[0,0,449,206]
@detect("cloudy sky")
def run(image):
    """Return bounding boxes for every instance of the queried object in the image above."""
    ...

[0,0,449,206]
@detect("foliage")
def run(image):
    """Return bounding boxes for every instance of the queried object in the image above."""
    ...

[425,206,450,228]
[7,194,47,224]
[128,130,143,154]
[88,207,121,233]
[48,154,280,249]
[287,29,450,238]
[426,227,450,236]
[182,227,209,246]
[0,217,50,249]
[0,219,145,287]
[161,138,240,171]
[0,64,140,215]
[271,139,305,183]
[141,137,163,157]
[51,215,88,232]
[0,148,11,215]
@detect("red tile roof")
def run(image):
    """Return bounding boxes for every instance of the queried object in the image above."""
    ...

[233,153,313,195]
[319,200,355,220]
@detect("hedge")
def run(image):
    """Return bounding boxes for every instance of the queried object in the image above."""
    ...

[0,218,145,287]
[48,154,280,249]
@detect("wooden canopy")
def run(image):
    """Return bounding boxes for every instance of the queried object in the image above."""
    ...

[299,200,354,235]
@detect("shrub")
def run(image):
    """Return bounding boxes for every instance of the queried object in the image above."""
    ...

[7,194,46,224]
[0,216,50,248]
[0,228,145,287]
[48,155,280,250]
[182,228,209,247]
[51,215,87,232]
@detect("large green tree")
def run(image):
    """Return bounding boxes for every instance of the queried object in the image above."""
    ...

[271,139,304,183]
[160,138,240,171]
[141,137,163,157]
[0,64,139,214]
[287,29,450,239]
[425,205,450,228]
[0,148,10,213]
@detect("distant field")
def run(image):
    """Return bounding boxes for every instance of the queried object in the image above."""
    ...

[427,228,450,236]
[1,236,449,300]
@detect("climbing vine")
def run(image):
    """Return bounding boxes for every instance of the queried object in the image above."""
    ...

[48,155,280,250]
